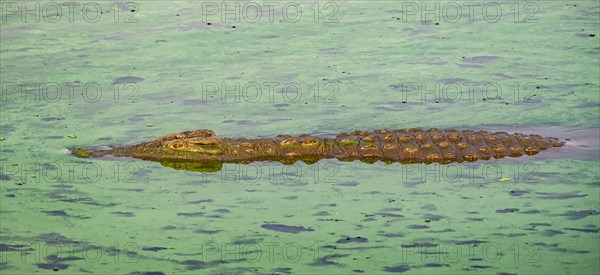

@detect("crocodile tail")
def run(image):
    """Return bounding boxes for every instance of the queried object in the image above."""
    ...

[332,128,564,163]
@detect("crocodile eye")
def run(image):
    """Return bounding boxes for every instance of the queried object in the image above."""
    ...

[167,141,186,149]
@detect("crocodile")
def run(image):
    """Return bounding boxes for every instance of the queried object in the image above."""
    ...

[71,128,565,172]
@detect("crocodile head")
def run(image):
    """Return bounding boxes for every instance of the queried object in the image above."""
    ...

[151,129,225,172]
[73,129,227,172]
[155,129,224,155]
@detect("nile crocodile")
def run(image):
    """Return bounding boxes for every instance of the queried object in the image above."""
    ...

[71,128,565,172]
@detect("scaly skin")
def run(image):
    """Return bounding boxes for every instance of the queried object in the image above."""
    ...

[72,128,565,172]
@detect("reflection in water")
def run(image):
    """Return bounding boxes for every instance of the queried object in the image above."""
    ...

[160,160,223,173]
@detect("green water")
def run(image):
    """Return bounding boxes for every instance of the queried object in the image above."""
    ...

[1,1,599,274]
